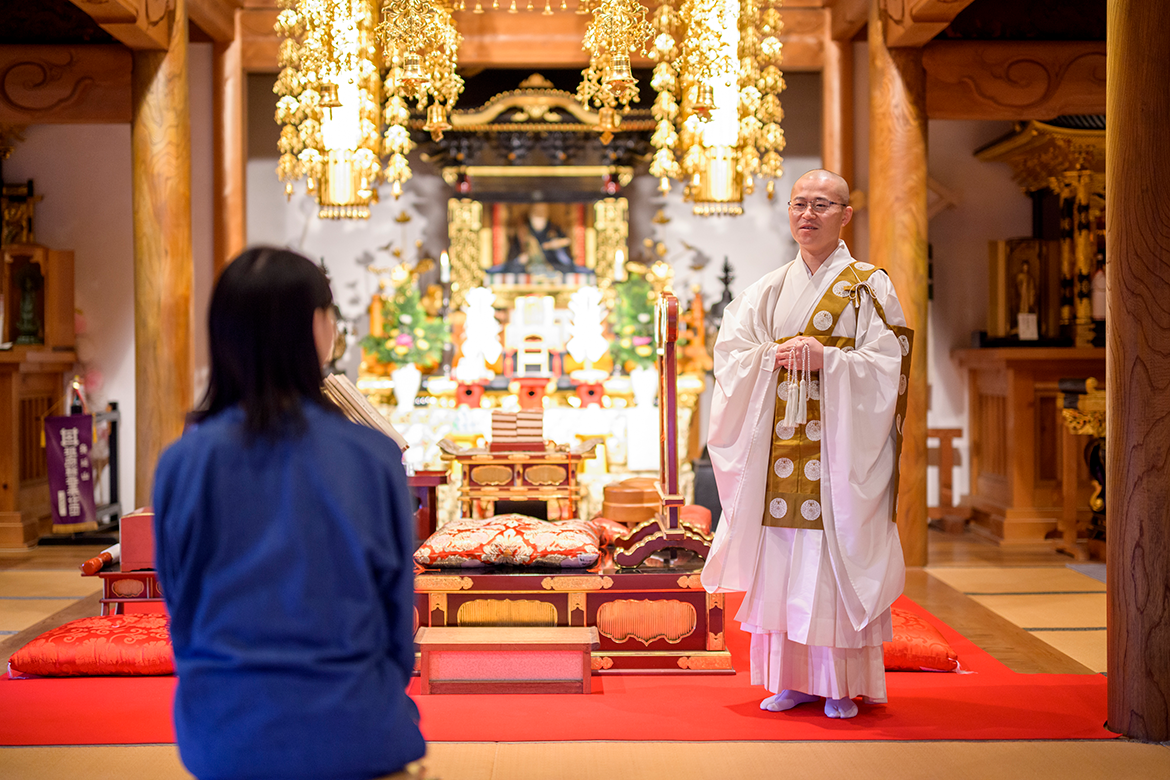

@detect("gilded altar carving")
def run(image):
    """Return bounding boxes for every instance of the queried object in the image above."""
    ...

[596,599,697,645]
[706,592,724,612]
[110,578,145,598]
[524,464,567,486]
[470,465,514,486]
[428,593,448,621]
[677,654,733,671]
[676,574,703,589]
[923,42,1106,121]
[591,655,614,671]
[447,198,484,309]
[593,197,628,306]
[415,575,474,591]
[568,593,586,615]
[456,599,558,627]
[541,575,613,591]
[707,631,724,651]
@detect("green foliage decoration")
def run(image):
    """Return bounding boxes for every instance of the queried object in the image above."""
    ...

[360,278,449,369]
[610,269,657,372]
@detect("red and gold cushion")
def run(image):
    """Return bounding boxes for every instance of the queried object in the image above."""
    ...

[7,613,174,678]
[588,516,631,547]
[415,514,600,568]
[883,606,960,672]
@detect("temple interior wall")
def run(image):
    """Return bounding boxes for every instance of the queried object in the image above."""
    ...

[2,42,217,512]
[5,45,1033,512]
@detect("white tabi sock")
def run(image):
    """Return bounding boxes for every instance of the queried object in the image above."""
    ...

[760,690,821,712]
[824,697,859,719]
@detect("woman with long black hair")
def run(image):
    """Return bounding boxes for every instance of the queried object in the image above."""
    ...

[153,246,426,780]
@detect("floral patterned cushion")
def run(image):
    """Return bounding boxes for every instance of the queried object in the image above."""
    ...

[883,606,960,672]
[8,613,173,677]
[415,514,600,568]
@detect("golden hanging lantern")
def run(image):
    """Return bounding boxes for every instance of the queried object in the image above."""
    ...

[606,54,637,99]
[424,102,451,140]
[319,81,342,110]
[401,52,430,90]
[692,83,715,120]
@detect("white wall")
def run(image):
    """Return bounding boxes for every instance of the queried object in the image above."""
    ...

[4,42,216,513]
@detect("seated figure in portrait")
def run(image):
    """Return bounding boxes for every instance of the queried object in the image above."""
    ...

[487,203,594,278]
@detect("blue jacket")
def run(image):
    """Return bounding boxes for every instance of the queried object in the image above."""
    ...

[154,403,425,780]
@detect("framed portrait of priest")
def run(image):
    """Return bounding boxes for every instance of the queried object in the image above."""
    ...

[445,166,631,310]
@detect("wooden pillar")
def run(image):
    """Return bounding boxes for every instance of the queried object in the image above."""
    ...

[1106,0,1170,743]
[868,0,928,566]
[132,0,193,507]
[822,20,854,248]
[213,8,246,274]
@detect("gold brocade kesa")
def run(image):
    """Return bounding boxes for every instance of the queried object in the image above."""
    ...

[761,262,914,530]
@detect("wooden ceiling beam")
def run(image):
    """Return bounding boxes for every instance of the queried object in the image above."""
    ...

[239,6,826,72]
[885,0,978,48]
[189,0,241,43]
[924,41,1106,120]
[66,0,171,50]
[0,45,133,124]
[825,0,868,41]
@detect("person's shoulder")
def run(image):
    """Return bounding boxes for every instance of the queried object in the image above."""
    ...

[306,405,404,463]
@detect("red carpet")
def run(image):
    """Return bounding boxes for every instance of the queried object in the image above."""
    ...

[0,594,1113,745]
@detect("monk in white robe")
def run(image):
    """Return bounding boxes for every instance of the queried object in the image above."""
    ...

[701,170,910,719]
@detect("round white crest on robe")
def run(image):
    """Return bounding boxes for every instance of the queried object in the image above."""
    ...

[854,262,875,271]
[769,498,788,519]
[805,420,822,441]
[774,458,794,478]
[832,281,852,298]
[804,459,822,481]
[801,499,822,521]
[899,335,910,356]
[813,311,834,331]
[898,374,908,395]
[775,422,796,440]
[808,379,820,400]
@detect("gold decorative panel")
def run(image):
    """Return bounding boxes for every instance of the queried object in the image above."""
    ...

[568,593,586,615]
[447,198,484,309]
[524,464,567,486]
[470,465,514,486]
[456,599,558,627]
[541,576,613,591]
[707,631,724,651]
[591,655,614,670]
[676,575,702,589]
[594,197,628,306]
[110,579,146,598]
[415,576,474,591]
[677,654,733,671]
[428,593,448,621]
[596,599,697,645]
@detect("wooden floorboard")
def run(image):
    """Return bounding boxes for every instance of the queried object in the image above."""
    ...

[903,569,1095,675]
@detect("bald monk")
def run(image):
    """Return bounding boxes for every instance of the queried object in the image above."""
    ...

[701,170,912,719]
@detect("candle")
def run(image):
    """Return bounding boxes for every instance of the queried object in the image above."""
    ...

[440,250,450,283]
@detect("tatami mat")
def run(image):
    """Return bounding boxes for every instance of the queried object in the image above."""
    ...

[0,571,102,599]
[969,593,1107,630]
[0,600,92,634]
[4,741,1170,780]
[1030,630,1108,673]
[925,566,1105,595]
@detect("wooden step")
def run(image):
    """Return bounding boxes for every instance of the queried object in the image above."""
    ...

[416,626,600,694]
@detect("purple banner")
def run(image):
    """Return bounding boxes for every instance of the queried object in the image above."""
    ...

[45,415,97,533]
